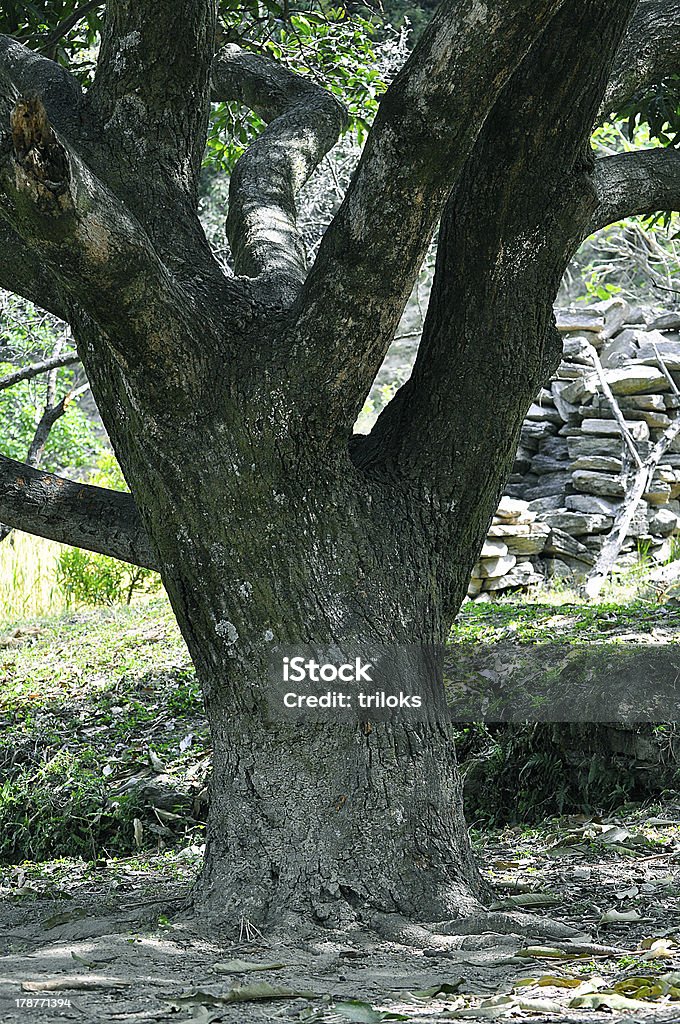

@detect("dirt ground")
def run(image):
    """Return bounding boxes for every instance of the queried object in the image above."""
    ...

[1,809,680,1024]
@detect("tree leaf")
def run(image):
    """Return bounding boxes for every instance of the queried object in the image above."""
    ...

[599,908,644,924]
[212,959,287,974]
[332,1000,408,1021]
[514,974,584,989]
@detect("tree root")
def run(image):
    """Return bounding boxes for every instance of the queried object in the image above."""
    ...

[371,909,588,953]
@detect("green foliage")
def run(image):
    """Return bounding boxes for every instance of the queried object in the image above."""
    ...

[617,74,680,149]
[561,189,680,308]
[458,721,679,826]
[0,601,204,863]
[54,452,158,609]
[0,751,142,863]
[0,1,102,75]
[207,3,388,168]
[56,547,160,607]
[0,296,103,473]
[0,367,102,473]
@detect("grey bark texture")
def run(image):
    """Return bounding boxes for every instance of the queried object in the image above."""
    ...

[602,0,680,114]
[0,454,156,567]
[0,0,678,931]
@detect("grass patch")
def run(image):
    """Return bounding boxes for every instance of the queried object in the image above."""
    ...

[452,597,680,645]
[0,532,67,623]
[0,599,207,864]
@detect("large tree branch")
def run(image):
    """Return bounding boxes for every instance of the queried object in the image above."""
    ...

[590,148,680,232]
[0,454,157,569]
[212,44,348,302]
[0,95,212,389]
[0,36,86,318]
[357,1,638,508]
[90,0,217,203]
[290,0,567,432]
[0,34,85,141]
[603,0,680,115]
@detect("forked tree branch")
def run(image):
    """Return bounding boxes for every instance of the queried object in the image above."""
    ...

[591,148,680,232]
[602,0,680,116]
[292,0,568,431]
[212,44,348,301]
[358,0,639,501]
[0,454,158,568]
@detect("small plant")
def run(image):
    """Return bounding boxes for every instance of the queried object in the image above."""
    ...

[56,547,160,606]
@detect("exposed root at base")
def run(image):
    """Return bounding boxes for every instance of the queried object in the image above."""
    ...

[370,908,589,953]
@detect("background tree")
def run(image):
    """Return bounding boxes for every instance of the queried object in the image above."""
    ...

[0,0,678,936]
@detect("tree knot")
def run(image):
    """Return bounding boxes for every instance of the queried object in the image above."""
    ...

[11,95,68,189]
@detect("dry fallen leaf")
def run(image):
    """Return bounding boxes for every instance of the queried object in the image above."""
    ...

[23,976,127,992]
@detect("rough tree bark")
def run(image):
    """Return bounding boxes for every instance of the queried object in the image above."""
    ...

[0,0,678,935]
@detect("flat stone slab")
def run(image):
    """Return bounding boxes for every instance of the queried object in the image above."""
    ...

[604,364,670,395]
[505,530,550,556]
[484,562,543,589]
[570,455,623,473]
[566,494,623,516]
[475,553,517,578]
[480,538,508,558]
[555,309,605,333]
[581,418,649,441]
[536,510,612,535]
[567,436,624,458]
[495,497,532,521]
[571,469,625,498]
[637,335,680,371]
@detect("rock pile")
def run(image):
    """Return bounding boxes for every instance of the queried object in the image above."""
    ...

[470,300,680,598]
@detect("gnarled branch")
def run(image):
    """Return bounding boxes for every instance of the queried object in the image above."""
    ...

[0,454,158,569]
[212,44,348,301]
[603,0,680,116]
[590,147,680,232]
[0,33,85,140]
[0,95,208,383]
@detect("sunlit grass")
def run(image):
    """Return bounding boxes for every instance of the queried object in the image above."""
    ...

[0,531,67,625]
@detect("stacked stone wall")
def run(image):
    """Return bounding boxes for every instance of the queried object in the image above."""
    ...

[470,301,680,597]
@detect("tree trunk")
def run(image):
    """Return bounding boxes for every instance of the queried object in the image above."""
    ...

[166,499,484,931]
[80,353,486,929]
[198,710,481,930]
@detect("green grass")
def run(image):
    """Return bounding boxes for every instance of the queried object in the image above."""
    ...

[0,532,67,623]
[0,599,206,864]
[451,596,680,645]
